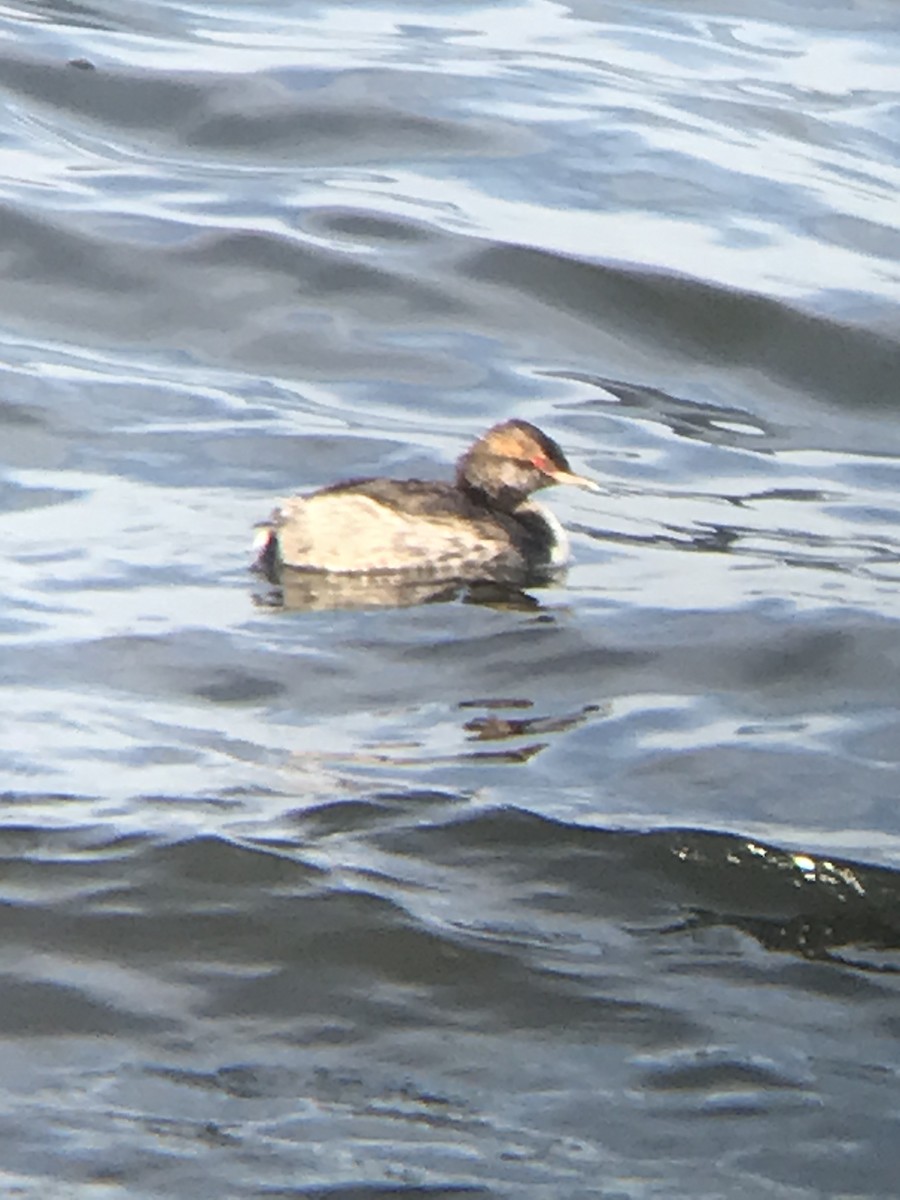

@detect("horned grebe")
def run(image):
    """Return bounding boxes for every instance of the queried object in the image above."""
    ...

[253,419,598,583]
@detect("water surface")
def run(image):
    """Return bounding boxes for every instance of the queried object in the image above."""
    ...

[1,0,899,1195]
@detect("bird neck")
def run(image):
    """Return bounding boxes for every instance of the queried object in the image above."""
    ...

[459,475,532,513]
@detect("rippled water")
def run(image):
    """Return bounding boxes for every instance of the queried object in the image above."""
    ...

[1,0,899,1195]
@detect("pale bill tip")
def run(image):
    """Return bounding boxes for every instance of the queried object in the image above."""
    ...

[555,470,603,494]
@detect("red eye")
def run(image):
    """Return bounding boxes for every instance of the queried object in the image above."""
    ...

[531,453,551,471]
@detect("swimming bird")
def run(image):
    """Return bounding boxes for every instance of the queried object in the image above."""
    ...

[253,419,599,583]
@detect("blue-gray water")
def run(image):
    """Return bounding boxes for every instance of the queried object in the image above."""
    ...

[1,1,899,1196]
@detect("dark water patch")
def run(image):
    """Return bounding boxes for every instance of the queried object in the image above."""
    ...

[15,0,173,35]
[0,52,215,138]
[0,805,896,1195]
[148,1061,302,1099]
[291,792,466,837]
[0,398,46,427]
[374,808,900,968]
[4,802,900,972]
[259,1188,489,1198]
[140,833,324,892]
[178,228,458,315]
[466,243,900,427]
[0,200,143,295]
[0,976,166,1036]
[557,374,778,452]
[186,70,511,164]
[192,669,285,704]
[7,629,305,703]
[0,789,94,811]
[0,206,469,373]
[3,600,898,852]
[198,904,699,1051]
[0,823,148,901]
[0,481,85,515]
[588,740,900,846]
[308,207,440,248]
[339,604,900,717]
[0,53,524,163]
[638,1050,808,1096]
[380,620,655,700]
[814,211,900,264]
